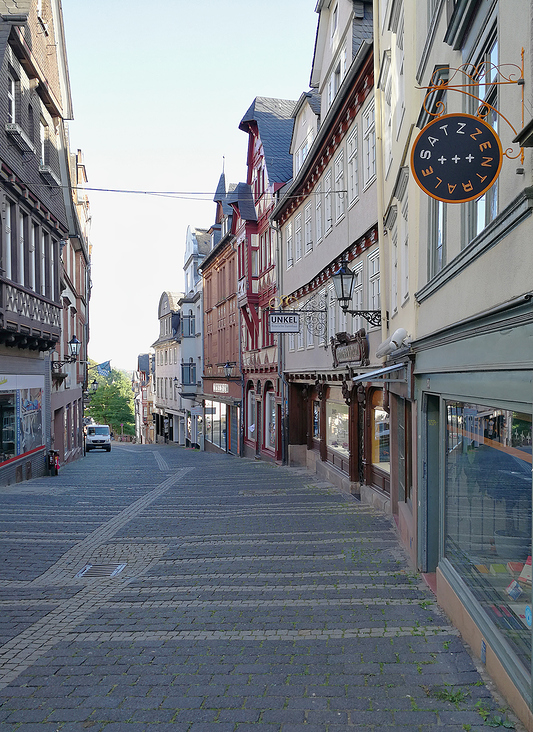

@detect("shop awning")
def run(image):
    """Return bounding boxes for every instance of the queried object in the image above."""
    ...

[352,362,408,384]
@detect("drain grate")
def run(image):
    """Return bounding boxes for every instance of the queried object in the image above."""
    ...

[75,563,127,578]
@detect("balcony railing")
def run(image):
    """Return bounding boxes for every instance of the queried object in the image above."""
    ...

[1,279,61,349]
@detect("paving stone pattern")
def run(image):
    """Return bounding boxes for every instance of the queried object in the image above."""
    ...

[0,445,525,731]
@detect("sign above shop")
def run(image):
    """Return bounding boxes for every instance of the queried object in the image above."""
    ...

[268,311,300,333]
[411,113,503,203]
[331,330,369,368]
[213,383,229,393]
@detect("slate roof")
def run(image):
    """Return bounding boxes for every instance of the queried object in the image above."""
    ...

[306,89,321,117]
[0,1,30,17]
[227,182,257,223]
[194,228,211,256]
[352,2,373,58]
[239,97,296,184]
[213,172,237,217]
[137,353,150,375]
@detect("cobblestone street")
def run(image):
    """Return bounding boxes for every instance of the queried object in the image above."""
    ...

[0,444,524,731]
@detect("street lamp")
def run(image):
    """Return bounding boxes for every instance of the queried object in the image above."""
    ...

[224,361,233,379]
[51,335,82,372]
[332,256,384,328]
[90,378,98,391]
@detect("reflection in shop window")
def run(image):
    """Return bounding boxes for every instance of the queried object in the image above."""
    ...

[247,389,256,440]
[313,401,320,439]
[326,402,349,457]
[0,392,16,462]
[371,390,390,473]
[445,402,532,672]
[265,390,276,450]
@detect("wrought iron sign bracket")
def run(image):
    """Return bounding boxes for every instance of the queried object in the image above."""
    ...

[342,309,383,328]
[417,52,525,163]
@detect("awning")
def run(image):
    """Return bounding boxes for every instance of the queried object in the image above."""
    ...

[352,362,408,385]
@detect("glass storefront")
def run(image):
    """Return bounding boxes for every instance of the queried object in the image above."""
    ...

[371,390,390,472]
[326,402,349,457]
[265,391,276,450]
[313,400,320,439]
[247,389,256,440]
[0,392,16,462]
[204,400,226,449]
[445,401,532,671]
[1,383,43,463]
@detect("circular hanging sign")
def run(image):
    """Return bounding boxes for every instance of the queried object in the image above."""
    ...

[410,113,503,203]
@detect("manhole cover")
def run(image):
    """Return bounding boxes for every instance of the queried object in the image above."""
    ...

[75,563,127,578]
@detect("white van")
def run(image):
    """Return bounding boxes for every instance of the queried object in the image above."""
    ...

[86,424,111,452]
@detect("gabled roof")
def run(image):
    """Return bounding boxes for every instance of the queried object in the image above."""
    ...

[213,172,237,217]
[194,228,211,255]
[227,182,257,223]
[310,1,373,89]
[292,89,321,121]
[239,96,296,184]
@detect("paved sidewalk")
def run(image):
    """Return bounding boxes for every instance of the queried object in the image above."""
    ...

[0,444,525,731]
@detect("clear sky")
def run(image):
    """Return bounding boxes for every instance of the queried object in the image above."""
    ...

[61,0,319,372]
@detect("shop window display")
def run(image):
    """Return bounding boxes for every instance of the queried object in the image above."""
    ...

[313,401,320,439]
[265,391,276,450]
[1,387,43,463]
[445,402,532,671]
[0,392,16,462]
[371,390,390,472]
[326,402,349,457]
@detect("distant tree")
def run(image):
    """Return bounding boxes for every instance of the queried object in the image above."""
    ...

[86,366,135,435]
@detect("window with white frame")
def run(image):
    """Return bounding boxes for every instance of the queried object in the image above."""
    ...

[286,221,293,268]
[7,74,16,124]
[306,305,314,348]
[401,201,409,301]
[395,9,405,136]
[295,132,314,174]
[18,212,25,286]
[428,198,446,278]
[334,152,345,221]
[288,332,295,351]
[297,317,305,350]
[294,214,302,261]
[315,183,323,243]
[319,288,328,347]
[324,170,332,233]
[331,3,338,40]
[347,126,359,204]
[363,101,376,187]
[328,286,336,338]
[39,118,47,165]
[351,265,364,333]
[368,252,380,315]
[4,203,13,281]
[28,223,36,291]
[391,228,398,315]
[304,204,312,253]
[50,239,56,301]
[182,359,196,385]
[467,27,499,240]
